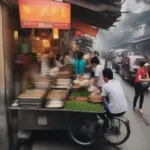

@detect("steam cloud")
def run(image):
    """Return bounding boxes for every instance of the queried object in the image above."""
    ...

[136,0,150,4]
[94,0,150,52]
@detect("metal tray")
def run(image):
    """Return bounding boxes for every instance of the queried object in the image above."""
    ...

[45,99,64,109]
[57,75,72,79]
[51,84,72,90]
[19,103,42,108]
[46,89,69,101]
[26,89,47,92]
[33,81,51,89]
[56,79,72,86]
[58,71,72,76]
[17,90,46,104]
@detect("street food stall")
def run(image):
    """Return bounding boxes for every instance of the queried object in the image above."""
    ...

[10,63,105,149]
[8,1,104,149]
[10,64,105,126]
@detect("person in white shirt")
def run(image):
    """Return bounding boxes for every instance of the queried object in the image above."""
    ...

[101,68,127,133]
[41,50,50,76]
[101,68,127,114]
[91,57,104,90]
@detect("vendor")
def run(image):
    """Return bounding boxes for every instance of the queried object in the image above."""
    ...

[41,50,50,76]
[83,52,90,60]
[94,51,99,59]
[75,51,86,75]
[89,52,94,59]
[55,54,64,68]
[91,57,104,91]
[49,50,55,67]
[64,51,74,65]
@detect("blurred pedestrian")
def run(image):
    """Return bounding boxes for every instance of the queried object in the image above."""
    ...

[41,50,50,76]
[64,52,74,65]
[74,51,86,75]
[56,54,64,68]
[94,51,99,58]
[105,56,112,69]
[91,57,104,91]
[133,62,150,114]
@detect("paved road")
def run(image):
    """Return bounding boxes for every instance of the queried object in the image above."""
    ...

[116,75,150,150]
[32,75,150,150]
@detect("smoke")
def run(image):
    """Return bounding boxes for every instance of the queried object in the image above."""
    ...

[136,0,150,4]
[94,0,150,52]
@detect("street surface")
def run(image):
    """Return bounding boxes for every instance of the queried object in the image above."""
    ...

[32,74,150,150]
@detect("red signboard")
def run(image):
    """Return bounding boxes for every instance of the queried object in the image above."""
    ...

[19,0,71,29]
[72,20,98,37]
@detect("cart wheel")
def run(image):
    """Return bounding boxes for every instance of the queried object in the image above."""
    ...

[19,145,31,150]
[14,139,32,150]
[68,115,97,146]
[104,117,130,145]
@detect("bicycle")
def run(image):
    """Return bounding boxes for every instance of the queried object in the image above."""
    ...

[68,113,130,146]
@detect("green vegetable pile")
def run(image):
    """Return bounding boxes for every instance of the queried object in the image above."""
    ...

[64,90,104,113]
[70,90,91,97]
[64,100,104,113]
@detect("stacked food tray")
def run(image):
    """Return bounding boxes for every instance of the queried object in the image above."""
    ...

[88,94,103,103]
[52,78,72,89]
[56,79,72,86]
[17,89,46,108]
[32,76,53,89]
[60,64,74,72]
[57,71,72,78]
[45,89,69,108]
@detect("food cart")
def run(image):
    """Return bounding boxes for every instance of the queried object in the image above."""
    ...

[9,65,104,150]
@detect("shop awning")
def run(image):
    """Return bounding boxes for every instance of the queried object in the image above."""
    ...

[64,0,121,12]
[72,20,98,37]
[5,0,122,29]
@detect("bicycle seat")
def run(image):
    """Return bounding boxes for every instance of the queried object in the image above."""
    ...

[106,112,126,118]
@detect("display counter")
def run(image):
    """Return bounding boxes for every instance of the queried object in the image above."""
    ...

[9,64,104,133]
[9,89,104,130]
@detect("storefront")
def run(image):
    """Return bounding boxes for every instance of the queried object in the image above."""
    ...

[0,0,124,150]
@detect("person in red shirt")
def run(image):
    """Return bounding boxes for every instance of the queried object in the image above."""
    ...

[133,61,150,114]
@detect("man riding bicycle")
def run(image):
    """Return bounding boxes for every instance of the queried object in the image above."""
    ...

[68,68,130,145]
[101,68,127,133]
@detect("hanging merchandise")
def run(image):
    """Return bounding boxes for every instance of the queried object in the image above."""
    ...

[14,31,18,39]
[43,39,50,48]
[53,28,59,39]
[75,31,83,37]
[41,32,48,38]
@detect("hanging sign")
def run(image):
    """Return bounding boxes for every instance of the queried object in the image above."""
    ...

[72,20,98,37]
[19,0,71,29]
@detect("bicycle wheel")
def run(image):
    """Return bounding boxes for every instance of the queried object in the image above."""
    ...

[68,115,97,146]
[104,117,130,145]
